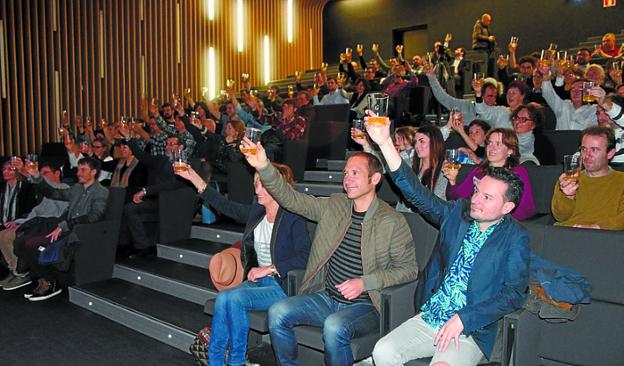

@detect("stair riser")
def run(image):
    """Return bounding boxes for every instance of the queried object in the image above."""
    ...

[190,226,243,243]
[157,244,212,269]
[303,171,345,183]
[295,184,344,197]
[114,264,216,305]
[68,287,195,353]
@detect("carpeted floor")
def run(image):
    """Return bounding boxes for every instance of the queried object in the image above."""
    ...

[0,281,195,366]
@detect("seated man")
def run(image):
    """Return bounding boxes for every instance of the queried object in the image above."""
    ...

[15,156,109,301]
[0,162,68,290]
[240,141,418,366]
[552,126,624,230]
[364,118,529,366]
[312,77,349,105]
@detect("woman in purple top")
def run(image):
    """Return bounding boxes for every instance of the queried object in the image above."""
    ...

[442,128,537,220]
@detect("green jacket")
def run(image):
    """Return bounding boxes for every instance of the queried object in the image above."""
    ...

[259,163,418,310]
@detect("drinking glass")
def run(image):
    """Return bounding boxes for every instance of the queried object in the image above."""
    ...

[473,72,485,90]
[563,154,581,182]
[582,81,596,104]
[27,153,38,170]
[352,119,367,139]
[241,128,262,155]
[366,93,390,126]
[510,36,519,47]
[445,149,461,171]
[172,148,188,173]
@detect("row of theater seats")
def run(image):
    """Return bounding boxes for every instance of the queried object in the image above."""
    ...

[203,209,624,365]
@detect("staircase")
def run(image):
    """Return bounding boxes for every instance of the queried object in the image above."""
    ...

[68,159,348,354]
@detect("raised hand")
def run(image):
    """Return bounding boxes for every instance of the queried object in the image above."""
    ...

[240,137,270,170]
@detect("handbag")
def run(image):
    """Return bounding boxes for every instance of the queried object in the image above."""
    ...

[189,325,211,366]
[37,237,68,265]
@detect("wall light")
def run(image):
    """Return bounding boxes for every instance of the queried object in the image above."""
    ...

[287,0,293,43]
[209,47,216,99]
[208,0,215,20]
[263,35,271,85]
[237,0,244,52]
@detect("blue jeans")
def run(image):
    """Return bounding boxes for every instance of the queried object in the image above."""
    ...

[208,276,287,366]
[268,291,380,366]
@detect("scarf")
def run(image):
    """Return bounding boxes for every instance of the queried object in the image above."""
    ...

[111,158,139,188]
[517,132,540,165]
[1,181,20,224]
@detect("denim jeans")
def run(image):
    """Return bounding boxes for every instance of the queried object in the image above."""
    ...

[268,291,380,366]
[208,276,287,366]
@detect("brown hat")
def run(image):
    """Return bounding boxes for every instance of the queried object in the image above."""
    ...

[209,247,244,291]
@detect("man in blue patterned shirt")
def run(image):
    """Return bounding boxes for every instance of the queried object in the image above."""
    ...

[366,119,530,366]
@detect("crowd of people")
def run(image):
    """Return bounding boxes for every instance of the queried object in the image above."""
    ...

[1,11,624,366]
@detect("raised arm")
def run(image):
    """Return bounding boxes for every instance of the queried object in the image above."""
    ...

[240,139,326,222]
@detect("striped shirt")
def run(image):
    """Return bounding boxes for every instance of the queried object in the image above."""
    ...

[325,210,370,304]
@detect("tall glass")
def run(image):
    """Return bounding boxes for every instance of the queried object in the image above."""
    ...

[241,128,262,155]
[366,93,390,126]
[352,119,367,139]
[563,154,581,182]
[27,153,38,170]
[446,149,461,171]
[582,81,596,104]
[172,148,188,173]
[473,72,485,90]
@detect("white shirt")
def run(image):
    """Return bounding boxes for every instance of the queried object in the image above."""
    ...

[253,215,274,267]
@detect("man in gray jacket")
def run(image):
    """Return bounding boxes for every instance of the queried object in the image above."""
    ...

[14,156,109,301]
[241,139,418,366]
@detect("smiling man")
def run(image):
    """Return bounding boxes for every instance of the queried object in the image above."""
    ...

[240,140,417,366]
[365,119,529,366]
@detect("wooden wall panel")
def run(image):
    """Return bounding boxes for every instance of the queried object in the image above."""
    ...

[0,0,327,156]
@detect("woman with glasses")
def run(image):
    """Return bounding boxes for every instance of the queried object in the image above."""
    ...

[442,128,536,220]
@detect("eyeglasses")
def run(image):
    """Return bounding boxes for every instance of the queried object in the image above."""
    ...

[512,116,532,123]
[486,140,504,148]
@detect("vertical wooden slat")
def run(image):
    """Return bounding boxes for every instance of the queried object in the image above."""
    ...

[1,0,327,156]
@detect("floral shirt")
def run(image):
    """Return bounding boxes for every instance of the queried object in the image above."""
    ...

[421,219,502,329]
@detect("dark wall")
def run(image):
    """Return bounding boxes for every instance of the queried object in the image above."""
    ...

[323,0,624,62]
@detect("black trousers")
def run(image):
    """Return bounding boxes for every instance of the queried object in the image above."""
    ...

[123,198,159,249]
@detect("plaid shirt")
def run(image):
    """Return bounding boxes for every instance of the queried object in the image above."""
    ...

[154,115,196,158]
[260,114,308,141]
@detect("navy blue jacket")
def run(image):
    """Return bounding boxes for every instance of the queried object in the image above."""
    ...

[390,161,529,359]
[200,186,311,293]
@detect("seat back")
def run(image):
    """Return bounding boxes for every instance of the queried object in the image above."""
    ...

[541,130,581,164]
[524,165,562,216]
[531,225,624,365]
[305,104,351,169]
[282,119,312,182]
[73,187,126,285]
[226,159,255,204]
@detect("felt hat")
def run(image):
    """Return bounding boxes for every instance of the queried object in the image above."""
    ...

[209,246,244,291]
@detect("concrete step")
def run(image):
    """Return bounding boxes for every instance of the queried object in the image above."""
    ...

[157,238,230,269]
[304,170,344,183]
[190,222,244,243]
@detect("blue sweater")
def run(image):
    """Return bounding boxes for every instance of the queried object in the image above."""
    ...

[389,161,529,359]
[200,187,311,293]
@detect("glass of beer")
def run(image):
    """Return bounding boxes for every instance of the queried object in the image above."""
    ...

[287,85,295,98]
[446,149,461,171]
[582,81,596,104]
[241,73,250,82]
[241,128,262,155]
[563,154,581,182]
[226,79,236,88]
[539,50,552,68]
[366,93,390,126]
[510,36,519,48]
[473,72,485,90]
[27,153,38,171]
[172,148,188,173]
[352,119,367,139]
[321,62,328,72]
